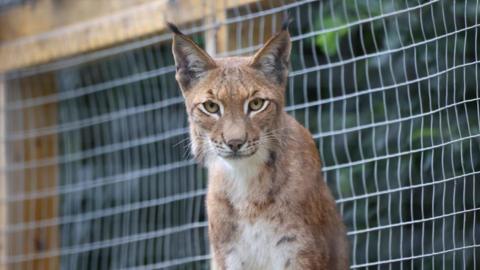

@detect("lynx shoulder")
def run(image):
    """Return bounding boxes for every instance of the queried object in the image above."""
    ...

[169,21,349,270]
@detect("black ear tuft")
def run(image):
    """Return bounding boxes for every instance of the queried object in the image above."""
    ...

[169,23,217,92]
[281,15,293,31]
[166,22,184,35]
[249,26,291,86]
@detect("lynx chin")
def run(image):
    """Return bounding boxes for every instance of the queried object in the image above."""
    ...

[168,20,349,270]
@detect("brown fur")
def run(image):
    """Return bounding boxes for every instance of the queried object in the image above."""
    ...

[169,22,349,270]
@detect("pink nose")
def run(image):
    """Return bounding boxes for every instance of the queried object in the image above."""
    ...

[226,139,245,152]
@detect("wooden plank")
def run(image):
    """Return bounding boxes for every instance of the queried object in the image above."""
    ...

[0,78,6,270]
[0,0,155,42]
[5,74,59,269]
[0,0,258,73]
[212,0,289,56]
[204,1,229,57]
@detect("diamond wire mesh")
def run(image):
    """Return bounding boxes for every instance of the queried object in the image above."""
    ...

[0,0,479,269]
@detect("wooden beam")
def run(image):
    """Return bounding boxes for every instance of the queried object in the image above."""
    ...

[204,1,231,57]
[0,0,258,73]
[211,0,289,56]
[0,78,6,270]
[0,0,155,42]
[5,73,59,269]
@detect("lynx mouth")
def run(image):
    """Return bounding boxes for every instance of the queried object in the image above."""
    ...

[221,151,256,160]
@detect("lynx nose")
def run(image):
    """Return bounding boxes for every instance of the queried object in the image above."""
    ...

[226,139,245,152]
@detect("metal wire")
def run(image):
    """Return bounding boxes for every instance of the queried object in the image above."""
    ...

[0,0,479,269]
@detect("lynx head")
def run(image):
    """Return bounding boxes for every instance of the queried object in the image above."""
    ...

[169,21,291,166]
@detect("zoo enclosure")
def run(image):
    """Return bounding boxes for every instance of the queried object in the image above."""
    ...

[0,0,479,269]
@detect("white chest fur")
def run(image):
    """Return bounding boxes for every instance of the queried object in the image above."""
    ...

[211,150,298,269]
[226,219,297,270]
[213,149,268,204]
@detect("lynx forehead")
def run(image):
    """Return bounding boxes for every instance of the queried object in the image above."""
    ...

[169,20,349,270]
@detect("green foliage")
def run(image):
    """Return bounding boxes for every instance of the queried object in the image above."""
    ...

[314,17,349,56]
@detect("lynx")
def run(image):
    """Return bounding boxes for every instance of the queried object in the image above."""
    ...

[168,20,349,270]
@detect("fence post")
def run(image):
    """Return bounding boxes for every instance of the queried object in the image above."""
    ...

[4,74,60,269]
[204,1,228,57]
[204,0,287,58]
[0,78,6,270]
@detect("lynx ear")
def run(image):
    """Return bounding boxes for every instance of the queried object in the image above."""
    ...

[249,21,292,86]
[168,22,217,91]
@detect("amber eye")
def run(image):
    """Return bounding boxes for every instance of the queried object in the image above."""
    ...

[203,101,220,114]
[248,98,265,112]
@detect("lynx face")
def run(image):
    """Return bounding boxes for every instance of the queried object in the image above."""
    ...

[169,23,291,165]
[185,64,284,164]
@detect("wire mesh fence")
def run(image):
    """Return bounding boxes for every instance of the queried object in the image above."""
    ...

[0,0,479,269]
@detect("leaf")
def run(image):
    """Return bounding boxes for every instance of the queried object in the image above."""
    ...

[315,17,349,56]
